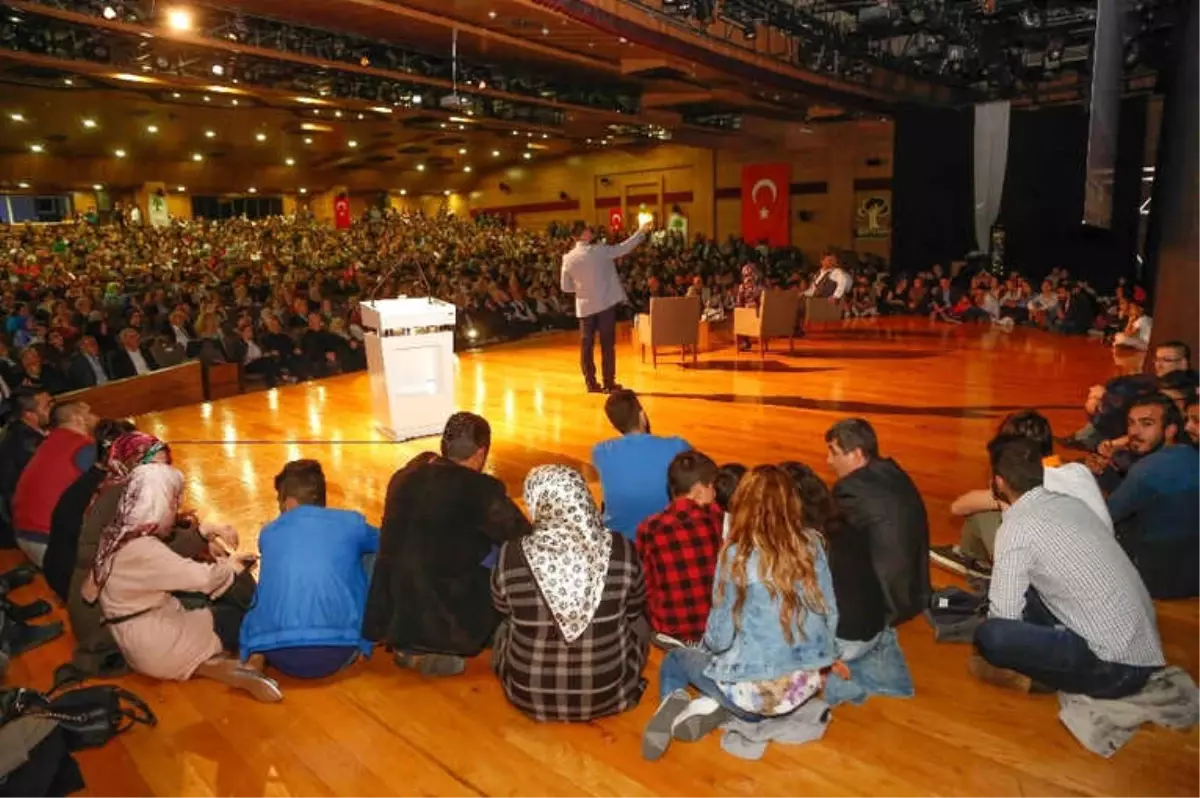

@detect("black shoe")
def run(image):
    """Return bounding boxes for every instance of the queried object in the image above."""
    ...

[929,545,992,580]
[603,383,625,394]
[586,383,604,394]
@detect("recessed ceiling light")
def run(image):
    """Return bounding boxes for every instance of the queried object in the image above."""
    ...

[416,164,425,171]
[619,36,628,43]
[298,187,307,194]
[82,118,97,129]
[102,5,117,20]
[371,106,393,114]
[411,96,422,105]
[166,7,192,31]
[192,152,203,161]
[458,147,467,155]
[29,143,44,153]
[146,124,158,133]
[176,185,186,191]
[202,95,210,102]
[357,113,364,120]
[511,129,518,136]
[114,148,126,158]
[255,132,266,141]
[523,152,532,160]
[541,26,549,35]
[477,80,487,89]
[205,129,215,138]
[211,64,224,76]
[9,112,25,122]
[303,137,313,144]
[63,78,74,86]
[443,190,451,196]
[488,10,496,19]
[230,99,239,106]
[247,187,257,193]
[491,150,500,157]
[92,184,103,191]
[17,181,30,188]
[439,123,446,129]
[347,140,358,148]
[399,189,407,196]
[333,110,343,118]
[542,133,548,139]
[463,165,472,173]
[171,92,181,99]
[285,157,295,166]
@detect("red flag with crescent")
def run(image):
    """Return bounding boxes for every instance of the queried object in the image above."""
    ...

[741,163,791,247]
[608,206,624,232]
[334,193,351,229]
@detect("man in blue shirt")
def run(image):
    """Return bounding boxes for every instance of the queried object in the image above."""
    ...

[1108,393,1199,598]
[592,390,690,540]
[240,459,380,678]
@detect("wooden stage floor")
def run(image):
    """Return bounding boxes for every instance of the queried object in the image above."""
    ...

[5,318,1197,796]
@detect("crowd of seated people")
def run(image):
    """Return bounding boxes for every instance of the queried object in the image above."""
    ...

[0,365,1192,766]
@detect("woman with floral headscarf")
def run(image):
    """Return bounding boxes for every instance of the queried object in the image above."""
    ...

[491,464,649,722]
[83,462,279,700]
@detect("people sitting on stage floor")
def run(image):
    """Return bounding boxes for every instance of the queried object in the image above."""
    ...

[1106,393,1199,599]
[636,450,724,648]
[11,400,98,567]
[83,460,277,700]
[931,410,1111,579]
[1158,369,1199,414]
[592,390,690,541]
[491,465,649,722]
[240,460,379,679]
[642,465,838,762]
[824,418,930,629]
[714,462,746,539]
[971,435,1164,697]
[364,412,531,676]
[43,418,134,602]
[66,431,169,676]
[0,388,50,549]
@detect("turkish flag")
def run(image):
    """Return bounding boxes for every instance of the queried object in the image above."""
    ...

[333,194,351,229]
[608,206,624,232]
[741,163,791,247]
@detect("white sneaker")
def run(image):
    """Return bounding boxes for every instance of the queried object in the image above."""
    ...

[671,696,731,742]
[642,689,690,761]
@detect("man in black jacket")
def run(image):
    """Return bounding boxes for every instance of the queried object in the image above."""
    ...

[0,389,51,549]
[66,336,111,390]
[105,328,159,380]
[825,418,931,639]
[363,412,531,675]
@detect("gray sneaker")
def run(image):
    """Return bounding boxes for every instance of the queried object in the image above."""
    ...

[394,652,467,677]
[642,689,690,761]
[671,697,731,742]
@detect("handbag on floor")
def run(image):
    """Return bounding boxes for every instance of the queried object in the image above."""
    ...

[0,679,157,752]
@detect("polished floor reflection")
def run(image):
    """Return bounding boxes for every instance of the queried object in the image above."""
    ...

[4,319,1197,797]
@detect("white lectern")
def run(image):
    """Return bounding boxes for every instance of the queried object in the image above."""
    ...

[360,297,457,441]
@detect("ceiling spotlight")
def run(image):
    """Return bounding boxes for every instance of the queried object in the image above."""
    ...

[522,152,532,160]
[357,113,364,120]
[541,26,549,35]
[619,36,628,43]
[28,143,44,153]
[92,184,103,191]
[165,7,192,31]
[439,123,447,129]
[255,132,266,142]
[491,149,500,157]
[9,112,26,122]
[411,95,422,105]
[247,187,257,193]
[202,95,211,103]
[211,64,224,76]
[285,157,295,166]
[303,137,313,144]
[171,92,181,99]
[399,188,408,196]
[359,55,370,67]
[205,129,215,138]
[463,165,472,173]
[146,124,158,133]
[443,190,451,196]
[541,133,548,139]
[488,10,497,19]
[192,152,203,161]
[17,181,30,188]
[114,148,126,158]
[458,147,467,154]
[176,185,185,191]
[299,187,307,194]
[82,118,97,129]
[333,110,343,118]
[101,5,117,20]
[63,78,74,86]
[416,164,425,171]
[347,139,358,148]
[511,129,519,136]
[231,99,239,106]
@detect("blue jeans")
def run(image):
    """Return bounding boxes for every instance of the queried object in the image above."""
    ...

[974,589,1156,698]
[658,647,761,721]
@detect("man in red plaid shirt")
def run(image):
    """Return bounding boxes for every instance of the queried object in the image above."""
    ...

[635,450,724,647]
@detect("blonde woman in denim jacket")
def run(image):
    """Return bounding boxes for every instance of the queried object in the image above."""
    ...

[643,465,840,761]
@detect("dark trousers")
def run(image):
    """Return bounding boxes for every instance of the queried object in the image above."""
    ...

[245,357,281,388]
[580,305,617,389]
[974,588,1157,698]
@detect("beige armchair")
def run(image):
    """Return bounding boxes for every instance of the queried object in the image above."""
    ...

[637,296,702,368]
[735,289,801,357]
[803,296,845,324]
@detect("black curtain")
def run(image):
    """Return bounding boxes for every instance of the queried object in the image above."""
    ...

[891,107,973,273]
[998,100,1146,287]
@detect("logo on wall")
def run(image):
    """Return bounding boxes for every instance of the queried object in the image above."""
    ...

[854,193,891,239]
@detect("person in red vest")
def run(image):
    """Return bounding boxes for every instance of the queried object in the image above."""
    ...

[12,400,98,567]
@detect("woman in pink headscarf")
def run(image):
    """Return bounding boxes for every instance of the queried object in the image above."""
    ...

[83,461,280,701]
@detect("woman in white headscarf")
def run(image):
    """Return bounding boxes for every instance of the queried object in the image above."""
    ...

[83,462,282,702]
[491,464,650,722]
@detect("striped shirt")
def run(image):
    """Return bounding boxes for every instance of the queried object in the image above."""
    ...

[990,487,1164,668]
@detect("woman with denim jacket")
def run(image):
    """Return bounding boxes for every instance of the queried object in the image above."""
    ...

[642,465,839,761]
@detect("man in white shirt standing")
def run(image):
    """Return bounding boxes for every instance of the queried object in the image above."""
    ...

[804,249,851,300]
[971,435,1163,697]
[560,220,650,394]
